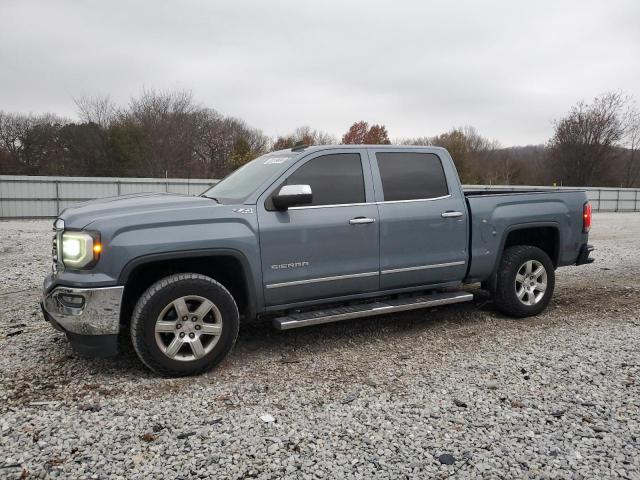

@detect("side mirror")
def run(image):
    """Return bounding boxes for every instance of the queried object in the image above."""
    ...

[272,184,312,210]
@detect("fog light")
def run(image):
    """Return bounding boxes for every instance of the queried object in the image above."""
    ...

[59,294,85,308]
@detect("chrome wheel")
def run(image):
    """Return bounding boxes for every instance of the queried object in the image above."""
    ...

[154,295,222,362]
[515,260,547,306]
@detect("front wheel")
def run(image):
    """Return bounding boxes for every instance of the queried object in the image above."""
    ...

[130,273,239,377]
[493,245,555,318]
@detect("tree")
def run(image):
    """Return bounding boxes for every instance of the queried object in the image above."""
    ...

[401,126,497,183]
[341,121,390,144]
[74,94,117,128]
[272,126,336,150]
[58,123,114,176]
[547,92,628,186]
[122,89,199,177]
[192,110,268,178]
[620,108,640,187]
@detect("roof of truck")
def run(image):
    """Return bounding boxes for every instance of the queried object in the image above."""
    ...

[272,144,448,155]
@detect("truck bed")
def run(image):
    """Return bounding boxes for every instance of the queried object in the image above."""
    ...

[464,189,589,283]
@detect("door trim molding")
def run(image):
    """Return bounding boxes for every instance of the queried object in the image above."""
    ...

[381,261,466,275]
[286,195,452,211]
[265,271,379,289]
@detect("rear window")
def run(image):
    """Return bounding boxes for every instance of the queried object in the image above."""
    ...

[376,152,449,201]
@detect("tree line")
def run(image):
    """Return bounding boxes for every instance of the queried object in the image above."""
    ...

[0,90,638,187]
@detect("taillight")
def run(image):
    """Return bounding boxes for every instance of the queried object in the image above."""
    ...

[583,202,592,233]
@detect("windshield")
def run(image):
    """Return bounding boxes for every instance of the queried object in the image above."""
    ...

[201,152,298,204]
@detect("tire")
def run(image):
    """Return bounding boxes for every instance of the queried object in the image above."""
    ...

[493,245,555,318]
[130,273,239,377]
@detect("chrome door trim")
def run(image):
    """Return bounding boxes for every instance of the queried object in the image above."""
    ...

[378,195,451,205]
[286,195,452,211]
[266,271,379,289]
[381,261,466,275]
[289,202,375,210]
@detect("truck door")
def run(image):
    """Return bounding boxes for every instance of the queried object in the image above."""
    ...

[257,149,380,306]
[368,149,468,290]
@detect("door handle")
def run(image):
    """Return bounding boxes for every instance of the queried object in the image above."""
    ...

[441,211,463,218]
[349,217,376,225]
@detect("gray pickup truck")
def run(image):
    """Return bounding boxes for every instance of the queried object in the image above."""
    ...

[41,145,594,376]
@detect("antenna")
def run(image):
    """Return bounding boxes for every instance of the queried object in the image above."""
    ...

[292,141,308,152]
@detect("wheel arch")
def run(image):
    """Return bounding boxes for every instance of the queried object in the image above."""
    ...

[485,222,561,290]
[119,249,257,325]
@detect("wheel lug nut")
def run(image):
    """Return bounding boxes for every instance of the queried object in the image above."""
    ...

[179,332,185,338]
[189,332,195,338]
[176,324,182,329]
[182,316,188,321]
[195,325,201,330]
[192,317,198,322]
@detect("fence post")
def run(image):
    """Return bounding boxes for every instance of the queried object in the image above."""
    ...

[616,189,620,212]
[117,181,121,196]
[635,189,638,212]
[597,189,601,212]
[54,181,60,215]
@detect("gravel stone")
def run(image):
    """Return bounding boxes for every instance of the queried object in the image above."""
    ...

[0,213,639,479]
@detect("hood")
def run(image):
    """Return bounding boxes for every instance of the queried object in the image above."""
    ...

[59,193,222,229]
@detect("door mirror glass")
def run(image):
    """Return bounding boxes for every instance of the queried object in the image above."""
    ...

[272,184,312,210]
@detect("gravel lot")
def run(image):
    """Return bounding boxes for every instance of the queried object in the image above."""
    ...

[1,213,639,479]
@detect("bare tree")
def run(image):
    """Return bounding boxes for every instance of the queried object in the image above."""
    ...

[122,89,199,177]
[547,92,628,186]
[621,108,640,187]
[0,111,33,158]
[74,94,117,128]
[272,125,336,150]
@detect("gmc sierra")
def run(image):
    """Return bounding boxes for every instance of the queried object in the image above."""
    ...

[41,145,594,376]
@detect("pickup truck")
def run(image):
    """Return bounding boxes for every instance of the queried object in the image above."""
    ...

[41,145,594,376]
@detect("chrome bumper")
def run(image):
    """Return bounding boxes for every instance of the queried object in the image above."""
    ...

[42,286,124,335]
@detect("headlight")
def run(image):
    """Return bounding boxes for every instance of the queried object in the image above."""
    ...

[61,231,101,269]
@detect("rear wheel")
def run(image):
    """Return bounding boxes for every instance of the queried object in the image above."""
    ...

[130,273,239,377]
[493,245,555,318]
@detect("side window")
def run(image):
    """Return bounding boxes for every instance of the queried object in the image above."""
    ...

[272,153,366,207]
[376,152,449,201]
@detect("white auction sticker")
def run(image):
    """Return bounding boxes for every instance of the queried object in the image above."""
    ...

[264,157,289,164]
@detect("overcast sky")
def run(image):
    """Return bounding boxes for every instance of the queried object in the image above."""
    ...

[1,1,638,146]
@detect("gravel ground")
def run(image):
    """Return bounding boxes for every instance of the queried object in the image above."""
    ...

[0,213,639,479]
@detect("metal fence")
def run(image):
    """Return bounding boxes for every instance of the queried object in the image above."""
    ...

[0,175,217,218]
[1,175,639,218]
[464,184,640,213]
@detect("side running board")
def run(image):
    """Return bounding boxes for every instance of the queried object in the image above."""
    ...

[273,291,474,330]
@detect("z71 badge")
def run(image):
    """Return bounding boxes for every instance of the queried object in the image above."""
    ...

[232,207,254,214]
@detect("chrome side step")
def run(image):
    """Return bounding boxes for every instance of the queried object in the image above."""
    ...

[273,291,474,330]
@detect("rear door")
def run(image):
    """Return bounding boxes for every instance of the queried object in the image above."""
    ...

[369,148,468,290]
[257,149,380,306]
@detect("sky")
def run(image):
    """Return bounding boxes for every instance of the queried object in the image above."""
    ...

[0,0,638,146]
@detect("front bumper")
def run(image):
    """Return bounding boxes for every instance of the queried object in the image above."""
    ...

[41,285,124,357]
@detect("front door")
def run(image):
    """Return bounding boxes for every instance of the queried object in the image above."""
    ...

[257,149,380,306]
[369,149,469,290]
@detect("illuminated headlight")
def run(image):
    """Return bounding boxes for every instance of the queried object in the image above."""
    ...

[61,231,101,269]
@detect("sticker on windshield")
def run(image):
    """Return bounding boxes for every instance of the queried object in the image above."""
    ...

[264,157,289,165]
